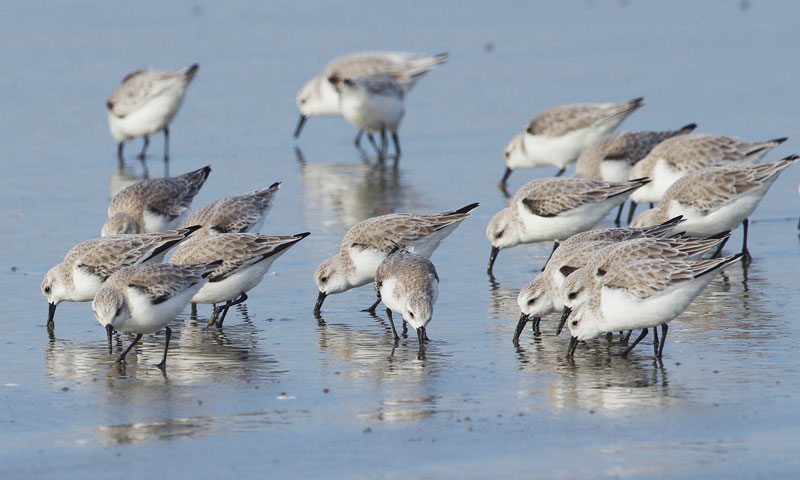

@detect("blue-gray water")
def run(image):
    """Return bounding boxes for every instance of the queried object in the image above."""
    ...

[2,1,800,478]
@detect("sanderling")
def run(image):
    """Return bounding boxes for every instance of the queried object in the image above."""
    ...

[101,165,211,236]
[92,262,220,368]
[631,155,799,259]
[313,202,478,315]
[565,254,742,358]
[170,232,310,328]
[294,51,447,141]
[486,177,649,274]
[557,233,730,337]
[41,227,200,329]
[336,74,405,158]
[374,247,438,359]
[182,182,281,236]
[626,134,787,223]
[574,123,696,224]
[500,97,644,192]
[107,64,199,162]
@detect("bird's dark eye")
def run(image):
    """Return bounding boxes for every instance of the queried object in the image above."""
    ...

[496,230,505,239]
[44,286,51,294]
[568,289,582,300]
[300,98,307,105]
[504,151,510,159]
[409,312,415,319]
[571,320,578,326]
[320,276,328,283]
[527,298,536,306]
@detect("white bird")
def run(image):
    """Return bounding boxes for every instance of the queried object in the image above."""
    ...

[294,51,447,142]
[170,232,310,328]
[337,74,405,158]
[565,254,741,358]
[107,64,199,162]
[500,97,644,193]
[631,156,798,259]
[101,166,211,236]
[374,247,439,359]
[486,177,649,274]
[313,203,477,315]
[92,262,219,368]
[626,134,786,223]
[41,227,199,328]
[181,182,281,236]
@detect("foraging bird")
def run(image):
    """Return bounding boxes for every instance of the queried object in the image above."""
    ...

[336,74,405,158]
[107,64,199,162]
[41,227,199,329]
[500,97,644,193]
[181,182,281,236]
[101,166,211,236]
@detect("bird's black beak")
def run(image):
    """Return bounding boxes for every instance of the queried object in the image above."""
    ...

[47,302,57,328]
[314,291,327,315]
[487,246,500,275]
[567,336,579,356]
[105,324,114,354]
[513,313,529,344]
[294,114,308,138]
[556,306,572,336]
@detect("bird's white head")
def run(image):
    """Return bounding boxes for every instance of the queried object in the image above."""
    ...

[517,276,554,318]
[486,208,520,250]
[92,286,129,328]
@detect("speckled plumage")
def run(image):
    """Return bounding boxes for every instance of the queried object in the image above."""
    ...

[107,65,198,119]
[526,99,644,137]
[182,182,280,235]
[102,166,211,236]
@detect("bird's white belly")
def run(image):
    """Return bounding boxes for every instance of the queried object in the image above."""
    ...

[121,282,201,334]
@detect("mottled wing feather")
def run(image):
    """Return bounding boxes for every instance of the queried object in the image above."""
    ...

[124,265,206,304]
[344,213,464,253]
[108,69,187,118]
[603,259,694,298]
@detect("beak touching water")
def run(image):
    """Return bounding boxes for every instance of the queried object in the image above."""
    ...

[106,324,114,354]
[556,306,572,336]
[294,114,308,138]
[47,302,57,328]
[313,291,327,315]
[487,246,500,275]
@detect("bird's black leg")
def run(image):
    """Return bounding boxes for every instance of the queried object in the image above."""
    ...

[392,132,401,160]
[555,167,566,177]
[117,142,124,164]
[156,326,172,369]
[138,135,150,160]
[207,304,221,327]
[652,326,660,355]
[117,334,143,363]
[741,218,752,262]
[657,324,668,358]
[216,292,248,328]
[353,130,364,148]
[623,330,633,343]
[385,308,399,341]
[621,329,648,357]
[163,126,170,162]
[380,129,388,158]
[614,203,624,227]
[367,133,380,155]
[542,241,560,271]
[363,296,381,314]
[627,202,638,225]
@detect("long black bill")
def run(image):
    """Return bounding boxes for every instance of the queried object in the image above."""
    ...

[567,336,579,356]
[294,114,308,138]
[487,246,500,275]
[513,313,529,344]
[47,302,57,328]
[313,291,327,315]
[105,324,114,354]
[556,306,572,336]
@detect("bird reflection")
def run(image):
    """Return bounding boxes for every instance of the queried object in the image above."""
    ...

[295,147,425,228]
[316,311,446,422]
[45,313,281,385]
[109,159,149,198]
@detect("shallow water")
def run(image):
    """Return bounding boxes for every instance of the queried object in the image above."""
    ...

[2,1,800,478]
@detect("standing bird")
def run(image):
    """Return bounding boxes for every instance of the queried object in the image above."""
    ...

[41,227,199,329]
[626,134,786,223]
[500,97,644,193]
[107,64,199,163]
[92,262,220,368]
[170,232,310,328]
[565,255,742,358]
[181,182,281,236]
[101,166,211,236]
[574,123,697,225]
[294,51,447,141]
[314,203,478,315]
[631,156,798,260]
[486,177,649,274]
[374,248,439,359]
[336,74,405,158]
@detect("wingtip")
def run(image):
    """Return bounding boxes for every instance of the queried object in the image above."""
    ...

[680,122,698,132]
[771,136,788,145]
[269,181,282,190]
[294,232,312,240]
[455,202,480,214]
[630,176,651,185]
[182,225,203,235]
[629,96,646,106]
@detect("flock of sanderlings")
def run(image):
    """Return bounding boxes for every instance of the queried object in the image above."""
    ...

[41,51,797,366]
